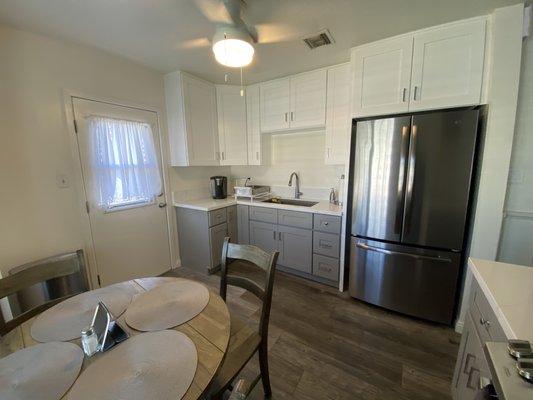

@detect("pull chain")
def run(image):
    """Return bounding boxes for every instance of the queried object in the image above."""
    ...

[240,67,244,96]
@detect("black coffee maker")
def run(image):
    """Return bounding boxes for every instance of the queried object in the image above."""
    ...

[210,176,227,199]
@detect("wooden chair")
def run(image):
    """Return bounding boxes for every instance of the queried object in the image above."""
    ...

[208,238,279,400]
[0,250,88,336]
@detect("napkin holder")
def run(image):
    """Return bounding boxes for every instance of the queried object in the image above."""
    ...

[92,301,129,352]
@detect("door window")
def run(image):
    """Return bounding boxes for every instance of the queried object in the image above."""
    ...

[88,116,162,210]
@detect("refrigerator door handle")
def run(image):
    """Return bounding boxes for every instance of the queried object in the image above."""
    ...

[394,125,410,234]
[403,124,418,234]
[355,242,452,263]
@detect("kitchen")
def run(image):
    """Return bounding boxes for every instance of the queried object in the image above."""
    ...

[0,1,532,399]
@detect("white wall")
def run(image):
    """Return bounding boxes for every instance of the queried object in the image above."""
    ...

[499,16,533,267]
[455,4,524,331]
[0,24,218,279]
[230,131,345,200]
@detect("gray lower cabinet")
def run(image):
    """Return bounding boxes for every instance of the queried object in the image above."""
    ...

[278,225,313,273]
[237,205,250,244]
[249,220,278,254]
[176,205,235,272]
[313,254,339,281]
[452,278,506,400]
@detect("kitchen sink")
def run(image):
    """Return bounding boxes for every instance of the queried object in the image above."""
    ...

[261,198,318,207]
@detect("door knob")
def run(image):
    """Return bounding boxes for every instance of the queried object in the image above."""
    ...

[158,202,167,208]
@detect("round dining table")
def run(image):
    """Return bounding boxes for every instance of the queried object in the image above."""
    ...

[0,277,231,400]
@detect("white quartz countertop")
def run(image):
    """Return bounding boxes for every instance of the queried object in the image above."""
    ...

[173,197,343,216]
[469,258,533,342]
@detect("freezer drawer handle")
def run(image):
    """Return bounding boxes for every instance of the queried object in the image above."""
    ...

[355,242,451,263]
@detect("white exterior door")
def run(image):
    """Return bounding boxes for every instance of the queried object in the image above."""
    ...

[325,63,351,165]
[182,74,220,165]
[216,85,248,165]
[260,78,290,132]
[351,36,413,117]
[73,98,171,286]
[409,18,486,111]
[246,84,262,165]
[289,69,327,129]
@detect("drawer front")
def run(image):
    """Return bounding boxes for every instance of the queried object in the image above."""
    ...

[313,214,341,234]
[208,208,227,227]
[277,209,313,229]
[473,285,507,341]
[249,206,278,224]
[313,254,339,281]
[313,231,340,258]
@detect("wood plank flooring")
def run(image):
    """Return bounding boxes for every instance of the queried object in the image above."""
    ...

[166,263,460,400]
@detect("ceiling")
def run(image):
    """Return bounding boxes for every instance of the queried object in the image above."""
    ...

[0,0,522,84]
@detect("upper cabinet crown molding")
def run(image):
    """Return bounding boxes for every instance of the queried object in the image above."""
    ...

[164,71,220,166]
[215,85,248,166]
[351,16,488,118]
[260,69,327,133]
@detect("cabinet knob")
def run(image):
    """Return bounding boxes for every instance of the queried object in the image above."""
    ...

[324,221,329,226]
[479,317,491,328]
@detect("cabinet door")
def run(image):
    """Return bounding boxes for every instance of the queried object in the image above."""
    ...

[289,69,327,129]
[278,225,312,273]
[216,85,248,165]
[351,36,413,117]
[226,206,238,243]
[237,205,250,244]
[260,78,290,132]
[409,18,486,111]
[209,222,228,268]
[182,74,220,165]
[246,84,262,165]
[325,64,351,165]
[249,221,278,254]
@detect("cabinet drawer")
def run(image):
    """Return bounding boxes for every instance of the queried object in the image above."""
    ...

[209,222,228,268]
[313,231,340,258]
[313,214,341,234]
[472,284,507,342]
[313,254,339,281]
[208,208,227,227]
[249,206,278,224]
[278,209,313,229]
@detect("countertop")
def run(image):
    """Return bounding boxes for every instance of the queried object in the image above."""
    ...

[173,196,343,216]
[469,258,533,342]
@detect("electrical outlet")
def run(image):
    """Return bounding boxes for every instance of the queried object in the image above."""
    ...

[56,174,70,188]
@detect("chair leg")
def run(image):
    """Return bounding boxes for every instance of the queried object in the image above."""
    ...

[258,343,272,398]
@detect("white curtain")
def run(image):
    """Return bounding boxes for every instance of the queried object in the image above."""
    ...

[88,116,162,210]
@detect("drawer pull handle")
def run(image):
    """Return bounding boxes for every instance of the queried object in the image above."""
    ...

[479,317,491,328]
[321,243,332,249]
[463,353,476,374]
[323,221,329,226]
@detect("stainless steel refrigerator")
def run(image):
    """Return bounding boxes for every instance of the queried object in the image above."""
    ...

[348,109,479,324]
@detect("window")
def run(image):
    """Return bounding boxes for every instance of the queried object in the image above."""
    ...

[88,116,162,210]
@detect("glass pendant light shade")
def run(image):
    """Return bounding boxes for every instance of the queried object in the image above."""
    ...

[212,26,254,68]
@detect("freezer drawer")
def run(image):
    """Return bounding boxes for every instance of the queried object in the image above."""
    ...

[349,237,461,324]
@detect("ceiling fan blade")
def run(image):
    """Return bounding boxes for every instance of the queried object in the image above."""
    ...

[253,23,302,44]
[176,37,211,50]
[193,0,232,24]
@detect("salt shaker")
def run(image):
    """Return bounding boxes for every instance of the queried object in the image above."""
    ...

[81,326,99,356]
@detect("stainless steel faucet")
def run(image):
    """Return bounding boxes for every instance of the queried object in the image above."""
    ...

[288,172,302,199]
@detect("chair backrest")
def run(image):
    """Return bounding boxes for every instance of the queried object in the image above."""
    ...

[0,250,88,335]
[219,238,279,340]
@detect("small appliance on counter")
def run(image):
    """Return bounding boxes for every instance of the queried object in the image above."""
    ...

[210,176,227,199]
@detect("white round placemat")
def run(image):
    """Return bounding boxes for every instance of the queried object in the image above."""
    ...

[31,282,135,342]
[124,280,209,331]
[68,330,198,400]
[0,342,84,400]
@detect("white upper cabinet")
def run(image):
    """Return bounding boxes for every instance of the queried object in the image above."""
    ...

[409,18,486,111]
[290,69,327,129]
[246,84,262,165]
[351,36,413,117]
[351,16,487,118]
[164,71,219,166]
[260,69,327,132]
[216,85,248,165]
[325,63,351,165]
[260,78,290,132]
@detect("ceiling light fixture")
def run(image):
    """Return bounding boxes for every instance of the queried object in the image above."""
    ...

[212,26,254,68]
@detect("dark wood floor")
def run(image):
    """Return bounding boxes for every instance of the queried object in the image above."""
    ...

[166,264,460,399]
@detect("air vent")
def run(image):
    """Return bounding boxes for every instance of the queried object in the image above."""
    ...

[302,29,335,50]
